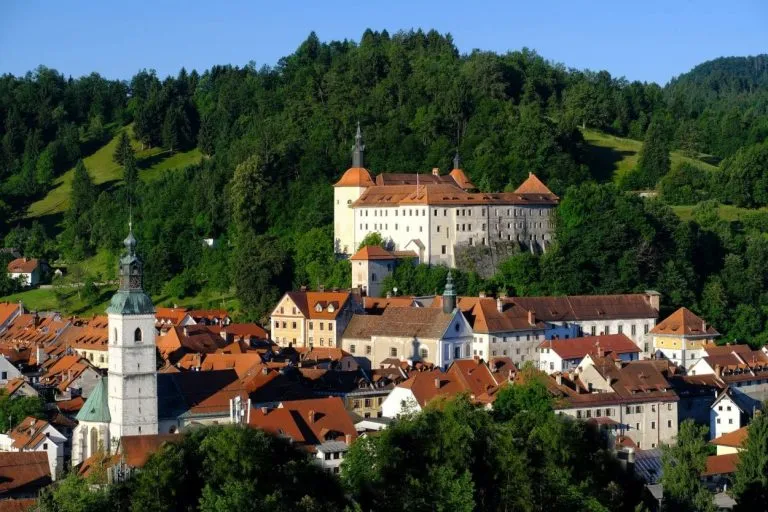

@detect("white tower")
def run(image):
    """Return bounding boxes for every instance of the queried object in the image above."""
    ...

[106,227,158,446]
[333,123,373,255]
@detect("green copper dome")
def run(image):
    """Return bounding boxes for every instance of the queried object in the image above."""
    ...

[107,290,155,315]
[106,225,155,315]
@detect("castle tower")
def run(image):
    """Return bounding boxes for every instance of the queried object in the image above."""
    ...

[106,225,158,446]
[333,122,374,255]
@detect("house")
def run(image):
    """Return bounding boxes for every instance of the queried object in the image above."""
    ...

[6,258,42,287]
[0,355,22,385]
[702,454,740,497]
[651,307,719,372]
[381,358,513,418]
[156,324,252,365]
[0,452,51,499]
[506,292,660,354]
[188,309,230,326]
[710,425,748,455]
[2,378,38,398]
[710,388,749,440]
[154,307,194,334]
[687,344,768,411]
[38,354,101,400]
[57,316,109,369]
[548,357,679,450]
[333,125,558,262]
[0,416,67,480]
[342,276,473,369]
[243,396,357,474]
[537,334,641,374]
[270,290,359,349]
[349,245,417,297]
[430,294,546,365]
[212,323,270,346]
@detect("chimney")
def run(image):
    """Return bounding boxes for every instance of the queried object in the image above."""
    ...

[596,343,603,358]
[432,168,440,176]
[496,297,503,313]
[702,321,707,333]
[479,291,486,298]
[35,345,47,366]
[555,374,562,386]
[434,376,441,389]
[644,291,660,312]
[308,410,316,423]
[527,310,534,326]
[715,364,722,377]
[261,366,269,375]
[345,433,352,445]
[318,285,325,292]
[300,285,307,292]
[386,291,392,299]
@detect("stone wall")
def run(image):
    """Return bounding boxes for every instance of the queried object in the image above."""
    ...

[454,241,521,278]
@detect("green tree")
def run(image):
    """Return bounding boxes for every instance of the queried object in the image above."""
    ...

[357,232,385,251]
[123,153,139,202]
[232,232,287,320]
[35,146,55,187]
[635,118,671,189]
[230,154,268,235]
[732,410,768,510]
[113,131,134,166]
[0,392,45,431]
[660,420,714,512]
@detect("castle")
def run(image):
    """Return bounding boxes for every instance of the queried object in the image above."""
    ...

[333,125,558,267]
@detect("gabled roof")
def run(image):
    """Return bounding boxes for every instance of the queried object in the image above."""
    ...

[650,307,719,337]
[711,387,746,412]
[283,291,353,320]
[350,245,396,261]
[6,258,39,274]
[538,334,640,360]
[513,173,556,197]
[58,316,108,352]
[344,307,457,340]
[154,307,189,326]
[76,378,110,423]
[507,293,659,322]
[449,168,476,190]
[248,397,356,450]
[432,296,545,333]
[7,417,57,450]
[0,302,21,328]
[2,378,31,398]
[334,167,375,187]
[704,454,739,476]
[120,434,183,468]
[710,426,749,449]
[0,451,50,495]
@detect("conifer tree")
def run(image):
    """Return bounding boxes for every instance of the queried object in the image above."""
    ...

[637,118,671,187]
[123,153,139,203]
[113,131,134,166]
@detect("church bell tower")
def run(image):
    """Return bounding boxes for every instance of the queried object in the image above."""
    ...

[106,225,158,445]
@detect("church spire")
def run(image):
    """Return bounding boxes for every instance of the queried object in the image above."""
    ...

[442,271,457,313]
[352,122,365,168]
[453,150,461,170]
[107,222,154,315]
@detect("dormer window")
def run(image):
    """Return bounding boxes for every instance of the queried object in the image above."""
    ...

[315,303,323,312]
[328,303,335,313]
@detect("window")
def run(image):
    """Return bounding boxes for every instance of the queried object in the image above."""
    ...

[590,326,596,336]
[618,324,623,334]
[585,410,592,418]
[309,321,313,329]
[328,323,333,331]
[668,420,672,428]
[635,406,642,413]
[625,406,631,414]
[651,421,656,430]
[364,398,372,407]
[604,325,610,335]
[635,423,640,431]
[576,410,582,419]
[718,406,723,411]
[43,442,48,450]
[350,344,356,354]
[419,347,428,360]
[371,273,377,282]
[113,328,118,345]
[434,209,438,216]
[320,323,324,330]
[652,404,656,412]
[631,324,637,336]
[441,245,446,255]
[717,418,721,424]
[644,324,649,334]
[390,347,398,357]
[366,345,372,355]
[292,321,297,329]
[0,371,6,380]
[729,418,733,424]
[437,226,440,233]
[319,338,324,346]
[134,328,142,343]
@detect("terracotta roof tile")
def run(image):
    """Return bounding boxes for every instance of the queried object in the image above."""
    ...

[704,454,739,476]
[344,307,455,339]
[7,417,51,450]
[711,426,749,449]
[0,303,21,328]
[284,291,353,320]
[334,167,374,187]
[538,334,640,360]
[650,307,719,336]
[0,452,50,495]
[449,168,476,190]
[350,245,395,261]
[6,258,39,274]
[508,294,658,322]
[513,173,556,196]
[120,434,183,468]
[0,498,38,511]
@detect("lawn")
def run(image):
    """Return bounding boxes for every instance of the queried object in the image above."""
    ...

[581,128,718,183]
[671,203,768,223]
[26,125,202,219]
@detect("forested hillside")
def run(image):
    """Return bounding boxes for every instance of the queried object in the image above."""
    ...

[1,30,768,340]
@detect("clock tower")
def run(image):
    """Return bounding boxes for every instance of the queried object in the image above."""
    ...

[106,226,158,446]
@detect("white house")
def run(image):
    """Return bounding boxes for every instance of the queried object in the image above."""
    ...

[0,354,22,385]
[710,388,747,441]
[537,334,641,374]
[6,258,42,287]
[0,416,67,480]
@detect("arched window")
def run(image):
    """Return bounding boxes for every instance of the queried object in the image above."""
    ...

[134,328,142,343]
[113,328,118,345]
[89,427,99,458]
[419,347,429,360]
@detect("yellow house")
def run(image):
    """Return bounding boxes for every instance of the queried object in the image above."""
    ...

[270,291,358,348]
[651,307,719,372]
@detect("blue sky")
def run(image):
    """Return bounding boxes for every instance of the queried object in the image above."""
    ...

[1,0,766,84]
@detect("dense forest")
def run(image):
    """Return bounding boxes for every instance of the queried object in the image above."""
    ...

[1,31,768,343]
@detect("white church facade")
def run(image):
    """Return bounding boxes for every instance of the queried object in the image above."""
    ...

[333,125,559,266]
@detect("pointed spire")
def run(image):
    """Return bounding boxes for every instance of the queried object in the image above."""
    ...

[453,150,461,170]
[352,122,365,168]
[442,271,456,313]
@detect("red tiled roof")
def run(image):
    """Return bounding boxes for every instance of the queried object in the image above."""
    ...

[154,307,189,325]
[2,378,27,397]
[514,173,556,196]
[538,334,640,360]
[6,258,39,274]
[0,303,21,328]
[507,294,658,322]
[711,426,749,449]
[704,454,739,476]
[449,168,476,190]
[0,451,50,495]
[120,434,183,468]
[7,417,51,450]
[248,397,356,450]
[350,245,395,261]
[284,291,352,320]
[650,307,719,336]
[334,167,374,187]
[55,396,85,414]
[397,360,507,407]
[0,498,38,512]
